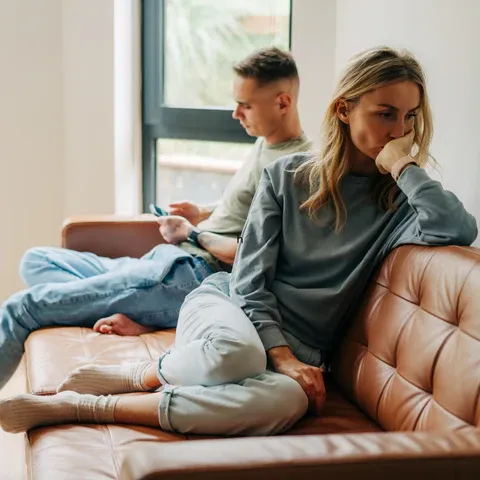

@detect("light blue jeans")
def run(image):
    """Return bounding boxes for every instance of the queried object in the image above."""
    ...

[155,272,309,436]
[0,245,214,391]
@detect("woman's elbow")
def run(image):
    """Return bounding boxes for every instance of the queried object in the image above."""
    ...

[419,216,477,247]
[461,217,478,246]
[442,215,477,246]
[453,212,478,246]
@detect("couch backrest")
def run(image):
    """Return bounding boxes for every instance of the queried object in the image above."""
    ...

[332,245,480,432]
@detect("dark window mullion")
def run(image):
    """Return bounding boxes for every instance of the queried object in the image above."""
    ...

[148,124,252,144]
[142,126,157,211]
[142,0,163,125]
[160,107,252,140]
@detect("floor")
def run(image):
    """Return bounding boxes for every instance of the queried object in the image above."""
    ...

[0,360,26,480]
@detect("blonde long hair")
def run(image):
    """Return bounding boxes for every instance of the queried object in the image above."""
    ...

[296,47,434,231]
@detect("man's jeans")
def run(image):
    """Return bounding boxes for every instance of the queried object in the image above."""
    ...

[0,244,213,391]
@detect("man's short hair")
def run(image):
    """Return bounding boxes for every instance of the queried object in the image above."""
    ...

[233,47,298,86]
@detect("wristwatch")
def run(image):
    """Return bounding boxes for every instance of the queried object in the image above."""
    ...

[391,155,418,181]
[187,227,203,248]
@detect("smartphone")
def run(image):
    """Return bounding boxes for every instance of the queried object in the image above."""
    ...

[149,203,169,217]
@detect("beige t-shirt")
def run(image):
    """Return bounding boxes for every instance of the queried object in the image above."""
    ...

[198,134,312,235]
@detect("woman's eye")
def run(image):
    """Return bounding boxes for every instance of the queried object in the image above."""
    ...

[378,112,393,119]
[406,113,417,120]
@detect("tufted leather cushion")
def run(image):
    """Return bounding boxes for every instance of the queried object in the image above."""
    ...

[332,245,480,432]
[25,327,380,435]
[24,327,381,480]
[25,328,176,395]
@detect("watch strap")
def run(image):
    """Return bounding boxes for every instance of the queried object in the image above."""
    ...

[187,227,203,248]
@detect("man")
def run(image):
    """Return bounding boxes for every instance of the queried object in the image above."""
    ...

[0,47,311,391]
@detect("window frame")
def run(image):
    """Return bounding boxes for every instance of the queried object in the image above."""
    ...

[141,0,293,210]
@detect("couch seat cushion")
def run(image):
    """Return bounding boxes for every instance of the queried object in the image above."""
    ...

[25,327,175,395]
[24,327,381,479]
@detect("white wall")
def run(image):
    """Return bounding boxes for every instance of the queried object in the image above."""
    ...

[114,0,143,215]
[62,0,116,215]
[0,0,64,298]
[292,0,336,147]
[335,0,480,244]
[0,0,139,299]
[62,0,140,216]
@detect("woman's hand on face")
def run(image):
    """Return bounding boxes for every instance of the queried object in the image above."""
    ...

[375,129,415,174]
[270,350,326,415]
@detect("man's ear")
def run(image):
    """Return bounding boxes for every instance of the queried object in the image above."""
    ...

[277,93,291,112]
[336,99,350,124]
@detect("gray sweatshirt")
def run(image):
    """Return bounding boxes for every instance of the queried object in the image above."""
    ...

[230,154,478,358]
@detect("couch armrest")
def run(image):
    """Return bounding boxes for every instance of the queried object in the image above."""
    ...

[120,430,480,480]
[62,215,164,258]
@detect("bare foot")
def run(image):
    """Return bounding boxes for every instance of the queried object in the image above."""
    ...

[93,314,155,336]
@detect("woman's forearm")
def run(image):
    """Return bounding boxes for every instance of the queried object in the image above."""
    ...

[397,165,477,245]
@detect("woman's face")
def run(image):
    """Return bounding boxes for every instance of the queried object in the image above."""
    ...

[339,81,421,164]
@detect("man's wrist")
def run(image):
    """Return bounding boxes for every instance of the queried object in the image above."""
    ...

[187,226,203,248]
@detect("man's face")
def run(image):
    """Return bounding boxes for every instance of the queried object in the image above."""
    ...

[232,76,283,138]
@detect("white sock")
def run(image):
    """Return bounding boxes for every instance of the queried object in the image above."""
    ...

[0,391,118,433]
[57,362,154,395]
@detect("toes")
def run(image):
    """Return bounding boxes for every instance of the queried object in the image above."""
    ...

[99,324,114,334]
[93,318,110,332]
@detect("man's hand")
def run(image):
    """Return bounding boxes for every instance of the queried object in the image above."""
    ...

[169,201,204,225]
[268,346,326,415]
[375,129,415,174]
[157,216,192,244]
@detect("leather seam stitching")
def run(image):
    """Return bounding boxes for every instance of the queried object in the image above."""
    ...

[374,368,397,423]
[104,425,121,476]
[80,327,92,364]
[138,334,155,361]
[411,396,432,431]
[391,306,420,369]
[455,258,480,327]
[429,328,457,394]
[416,249,437,307]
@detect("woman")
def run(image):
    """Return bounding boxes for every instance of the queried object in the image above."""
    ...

[0,47,476,436]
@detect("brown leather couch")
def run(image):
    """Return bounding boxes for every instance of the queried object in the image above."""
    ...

[22,216,480,479]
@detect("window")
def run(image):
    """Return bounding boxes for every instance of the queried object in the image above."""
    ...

[142,0,292,209]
